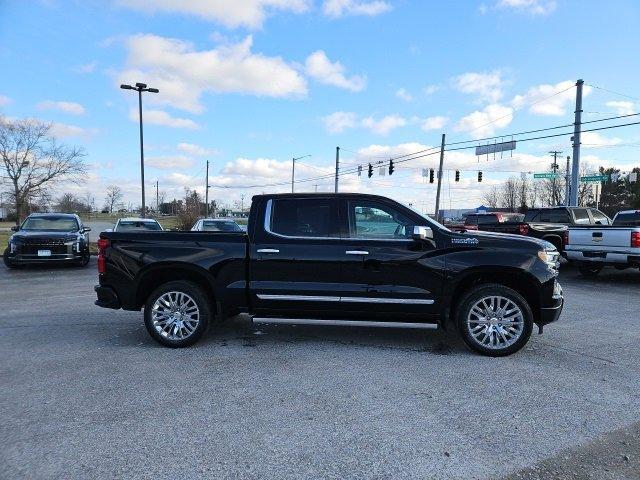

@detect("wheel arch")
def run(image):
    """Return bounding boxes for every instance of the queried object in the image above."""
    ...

[135,262,217,313]
[447,267,542,326]
[541,234,563,252]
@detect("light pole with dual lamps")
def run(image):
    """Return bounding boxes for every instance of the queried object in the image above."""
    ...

[120,82,159,217]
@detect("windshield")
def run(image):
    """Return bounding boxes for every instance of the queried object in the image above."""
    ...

[613,212,640,226]
[21,216,79,231]
[202,220,243,232]
[116,221,162,231]
[405,204,450,232]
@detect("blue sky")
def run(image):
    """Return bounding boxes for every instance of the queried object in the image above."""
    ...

[1,0,639,211]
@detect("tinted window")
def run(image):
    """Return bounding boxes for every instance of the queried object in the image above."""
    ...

[590,209,610,225]
[538,210,571,223]
[202,220,242,232]
[524,210,539,221]
[22,217,78,231]
[613,211,640,226]
[573,208,591,224]
[465,215,478,226]
[270,199,333,237]
[477,215,498,225]
[117,221,162,231]
[349,201,413,239]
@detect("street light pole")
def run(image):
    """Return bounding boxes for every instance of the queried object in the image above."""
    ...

[291,154,311,193]
[120,82,159,218]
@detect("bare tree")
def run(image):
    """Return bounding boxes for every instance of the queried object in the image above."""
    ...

[483,186,500,208]
[0,117,86,224]
[104,185,123,213]
[500,177,520,211]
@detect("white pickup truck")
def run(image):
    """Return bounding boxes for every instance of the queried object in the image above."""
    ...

[565,210,640,277]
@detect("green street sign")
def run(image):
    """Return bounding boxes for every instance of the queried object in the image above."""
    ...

[533,172,559,179]
[580,174,609,183]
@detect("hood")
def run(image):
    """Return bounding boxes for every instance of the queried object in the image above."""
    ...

[449,229,554,251]
[10,230,79,242]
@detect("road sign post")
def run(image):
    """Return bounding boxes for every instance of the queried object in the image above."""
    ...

[580,174,609,183]
[533,172,560,179]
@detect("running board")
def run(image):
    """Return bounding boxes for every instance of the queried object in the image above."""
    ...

[251,318,438,330]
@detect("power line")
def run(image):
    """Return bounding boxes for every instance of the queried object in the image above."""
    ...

[587,83,640,102]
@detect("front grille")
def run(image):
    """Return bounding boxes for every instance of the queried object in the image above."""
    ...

[18,244,70,255]
[20,238,68,246]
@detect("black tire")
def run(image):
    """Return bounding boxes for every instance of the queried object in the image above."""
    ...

[144,280,211,348]
[76,250,90,267]
[3,248,17,269]
[456,283,534,357]
[578,262,603,278]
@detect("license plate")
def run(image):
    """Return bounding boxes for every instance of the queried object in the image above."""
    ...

[37,250,52,257]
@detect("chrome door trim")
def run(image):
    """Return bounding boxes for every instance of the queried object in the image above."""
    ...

[257,294,341,302]
[252,318,438,329]
[257,248,280,254]
[256,294,434,305]
[345,250,369,255]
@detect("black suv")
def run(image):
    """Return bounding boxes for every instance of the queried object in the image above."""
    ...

[3,213,91,268]
[524,207,611,226]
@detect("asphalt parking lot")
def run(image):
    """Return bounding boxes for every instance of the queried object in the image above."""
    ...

[1,261,639,479]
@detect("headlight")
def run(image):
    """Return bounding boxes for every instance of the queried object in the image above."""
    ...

[10,241,17,253]
[538,249,560,270]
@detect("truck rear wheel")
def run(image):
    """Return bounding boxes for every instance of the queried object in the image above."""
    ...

[144,280,210,348]
[456,284,533,357]
[578,263,603,278]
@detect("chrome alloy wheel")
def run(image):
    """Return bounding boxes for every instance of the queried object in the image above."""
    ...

[466,296,524,350]
[151,291,200,340]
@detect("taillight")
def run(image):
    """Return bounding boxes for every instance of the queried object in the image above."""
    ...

[563,230,569,246]
[518,224,529,235]
[632,231,640,248]
[97,238,109,274]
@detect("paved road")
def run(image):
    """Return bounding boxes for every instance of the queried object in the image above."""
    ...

[1,261,639,479]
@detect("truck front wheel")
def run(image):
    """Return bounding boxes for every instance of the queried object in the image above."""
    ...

[456,284,533,357]
[144,280,211,348]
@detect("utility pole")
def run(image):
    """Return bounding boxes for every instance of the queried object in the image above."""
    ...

[570,79,584,206]
[205,160,209,217]
[334,146,340,193]
[240,194,245,215]
[565,156,571,206]
[156,180,159,215]
[549,150,562,205]
[434,133,446,220]
[120,82,159,217]
[314,184,318,192]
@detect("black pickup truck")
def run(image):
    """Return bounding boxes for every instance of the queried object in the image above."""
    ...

[95,193,563,356]
[464,213,568,254]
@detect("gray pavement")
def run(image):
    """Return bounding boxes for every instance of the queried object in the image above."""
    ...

[1,261,639,479]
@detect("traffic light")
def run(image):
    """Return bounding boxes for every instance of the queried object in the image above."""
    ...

[388,160,395,175]
[455,170,460,182]
[368,163,373,178]
[429,168,434,183]
[478,171,483,182]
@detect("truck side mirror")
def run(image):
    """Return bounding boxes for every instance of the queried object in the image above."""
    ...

[413,225,433,240]
[11,225,19,232]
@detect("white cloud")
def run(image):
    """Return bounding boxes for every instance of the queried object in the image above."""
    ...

[395,88,413,102]
[146,155,195,170]
[74,61,98,74]
[0,95,12,107]
[37,100,86,115]
[322,0,391,18]
[421,116,448,131]
[117,0,311,29]
[495,0,556,15]
[361,114,407,135]
[130,108,199,129]
[605,101,636,115]
[177,143,217,156]
[423,85,439,95]
[453,70,504,103]
[511,80,590,116]
[118,34,307,113]
[49,122,96,139]
[581,132,623,148]
[322,111,358,134]
[455,104,513,138]
[305,50,366,92]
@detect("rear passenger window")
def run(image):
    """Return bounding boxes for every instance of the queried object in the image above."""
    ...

[524,210,539,221]
[539,210,571,223]
[573,208,590,224]
[613,212,640,226]
[269,199,333,237]
[590,209,610,225]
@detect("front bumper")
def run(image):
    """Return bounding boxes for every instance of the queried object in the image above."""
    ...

[539,280,563,325]
[8,253,84,264]
[94,285,121,309]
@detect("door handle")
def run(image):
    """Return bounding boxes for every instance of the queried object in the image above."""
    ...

[345,250,369,255]
[257,248,280,254]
